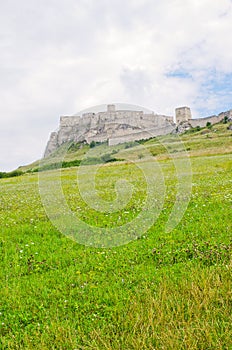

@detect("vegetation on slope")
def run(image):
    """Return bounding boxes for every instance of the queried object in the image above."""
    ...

[13,120,232,176]
[0,119,231,349]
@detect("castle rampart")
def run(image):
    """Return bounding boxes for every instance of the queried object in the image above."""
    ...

[44,105,231,157]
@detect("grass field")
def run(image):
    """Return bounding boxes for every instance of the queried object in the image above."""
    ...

[0,123,232,349]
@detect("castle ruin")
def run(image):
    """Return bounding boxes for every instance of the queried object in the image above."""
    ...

[44,105,232,157]
[175,107,192,123]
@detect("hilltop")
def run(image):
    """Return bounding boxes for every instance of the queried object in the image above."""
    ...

[14,120,232,175]
[44,104,232,157]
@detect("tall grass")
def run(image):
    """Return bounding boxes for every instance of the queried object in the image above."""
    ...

[0,130,231,349]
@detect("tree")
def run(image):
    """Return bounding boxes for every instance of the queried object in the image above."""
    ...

[90,141,96,148]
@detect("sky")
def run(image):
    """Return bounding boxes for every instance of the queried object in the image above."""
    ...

[1,0,232,171]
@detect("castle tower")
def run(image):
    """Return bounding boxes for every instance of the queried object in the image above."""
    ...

[107,104,116,113]
[175,106,192,124]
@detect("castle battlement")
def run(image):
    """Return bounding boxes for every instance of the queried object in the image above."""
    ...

[44,105,231,157]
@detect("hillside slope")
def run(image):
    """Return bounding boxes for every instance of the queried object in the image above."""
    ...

[17,121,232,174]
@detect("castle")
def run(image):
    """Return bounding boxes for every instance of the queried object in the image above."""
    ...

[44,105,232,157]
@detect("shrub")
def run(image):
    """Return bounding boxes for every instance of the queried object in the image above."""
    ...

[101,153,112,163]
[0,170,23,178]
[90,141,96,148]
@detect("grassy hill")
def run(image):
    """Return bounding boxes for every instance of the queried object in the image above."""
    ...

[0,121,231,349]
[16,121,232,174]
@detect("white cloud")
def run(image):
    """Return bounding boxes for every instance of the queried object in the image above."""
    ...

[0,0,232,170]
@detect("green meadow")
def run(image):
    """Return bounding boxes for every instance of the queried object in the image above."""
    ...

[0,123,232,349]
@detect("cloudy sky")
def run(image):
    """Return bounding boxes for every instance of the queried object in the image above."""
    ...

[1,0,232,171]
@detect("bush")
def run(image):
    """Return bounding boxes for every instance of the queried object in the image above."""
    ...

[90,141,96,148]
[101,153,112,163]
[0,170,23,178]
[62,159,81,168]
[89,140,105,148]
[184,126,201,134]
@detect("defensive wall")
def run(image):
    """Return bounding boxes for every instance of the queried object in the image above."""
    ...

[44,105,232,157]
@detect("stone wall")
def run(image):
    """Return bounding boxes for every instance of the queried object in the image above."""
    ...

[108,124,175,146]
[190,115,221,128]
[44,105,231,157]
[60,116,81,127]
[44,105,174,157]
[189,110,232,128]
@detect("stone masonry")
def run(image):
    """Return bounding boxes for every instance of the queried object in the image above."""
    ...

[44,105,232,157]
